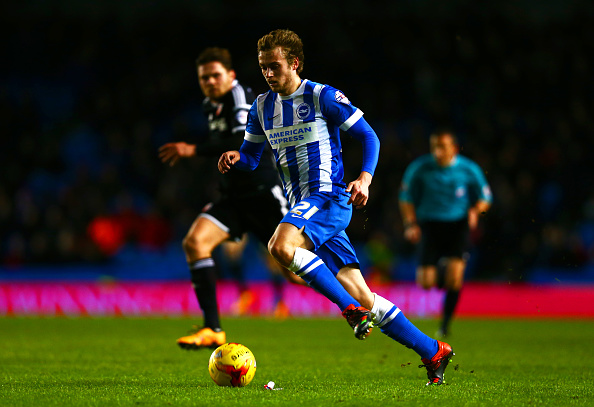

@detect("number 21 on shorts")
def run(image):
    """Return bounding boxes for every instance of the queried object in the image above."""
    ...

[290,201,319,219]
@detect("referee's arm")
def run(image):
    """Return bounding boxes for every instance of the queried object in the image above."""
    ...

[399,199,421,244]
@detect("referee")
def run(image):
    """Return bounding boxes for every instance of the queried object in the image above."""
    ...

[399,129,492,337]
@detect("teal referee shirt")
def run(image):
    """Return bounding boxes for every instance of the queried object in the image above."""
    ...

[399,154,492,222]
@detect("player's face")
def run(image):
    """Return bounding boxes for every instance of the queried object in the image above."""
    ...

[258,47,299,96]
[430,134,458,167]
[197,61,236,101]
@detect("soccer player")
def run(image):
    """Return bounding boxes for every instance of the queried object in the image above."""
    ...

[159,47,303,350]
[219,29,454,386]
[399,130,492,337]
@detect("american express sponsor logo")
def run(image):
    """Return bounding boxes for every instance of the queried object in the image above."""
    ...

[265,122,319,149]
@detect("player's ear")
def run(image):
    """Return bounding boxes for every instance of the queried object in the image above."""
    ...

[229,69,237,80]
[292,58,299,72]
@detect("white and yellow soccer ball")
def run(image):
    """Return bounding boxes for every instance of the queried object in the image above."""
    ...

[208,343,256,387]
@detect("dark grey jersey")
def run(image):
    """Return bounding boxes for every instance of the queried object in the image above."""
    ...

[198,80,280,197]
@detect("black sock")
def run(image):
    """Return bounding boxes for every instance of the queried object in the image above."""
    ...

[189,258,221,331]
[436,259,447,289]
[441,289,460,333]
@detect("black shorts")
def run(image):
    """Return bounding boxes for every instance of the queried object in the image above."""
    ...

[418,219,469,266]
[199,184,288,245]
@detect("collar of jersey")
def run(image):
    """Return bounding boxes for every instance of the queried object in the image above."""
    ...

[278,79,307,100]
[433,155,459,168]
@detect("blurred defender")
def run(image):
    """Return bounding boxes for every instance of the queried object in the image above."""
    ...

[399,130,492,337]
[159,47,302,350]
[219,29,454,386]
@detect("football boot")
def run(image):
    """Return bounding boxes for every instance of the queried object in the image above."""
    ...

[177,327,226,350]
[419,340,454,385]
[341,304,374,340]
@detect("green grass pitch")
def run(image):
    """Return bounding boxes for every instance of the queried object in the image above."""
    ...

[1,317,593,406]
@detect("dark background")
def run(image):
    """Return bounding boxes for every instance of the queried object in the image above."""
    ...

[2,0,594,283]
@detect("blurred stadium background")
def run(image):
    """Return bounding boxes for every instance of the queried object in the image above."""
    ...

[2,0,593,317]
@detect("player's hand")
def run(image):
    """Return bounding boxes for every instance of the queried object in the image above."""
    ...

[218,151,241,173]
[404,223,421,244]
[468,208,479,230]
[346,171,372,209]
[158,142,196,166]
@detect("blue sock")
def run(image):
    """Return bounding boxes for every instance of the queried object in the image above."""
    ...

[289,247,359,311]
[372,294,438,359]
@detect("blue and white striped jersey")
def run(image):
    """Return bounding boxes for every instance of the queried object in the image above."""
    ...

[244,79,364,206]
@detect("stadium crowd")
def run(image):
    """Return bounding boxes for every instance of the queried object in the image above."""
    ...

[2,2,593,281]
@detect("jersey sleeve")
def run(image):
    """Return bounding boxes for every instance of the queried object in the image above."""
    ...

[345,117,380,176]
[399,159,423,203]
[235,101,267,171]
[236,139,265,171]
[244,100,267,141]
[319,86,379,175]
[230,104,251,135]
[319,86,363,131]
[469,161,493,204]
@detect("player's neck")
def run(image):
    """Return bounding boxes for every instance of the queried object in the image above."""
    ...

[279,76,302,97]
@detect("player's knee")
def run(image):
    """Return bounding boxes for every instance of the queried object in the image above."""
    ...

[446,278,464,291]
[267,239,293,266]
[416,271,435,290]
[182,234,194,253]
[419,280,434,290]
[417,275,435,290]
[182,233,203,256]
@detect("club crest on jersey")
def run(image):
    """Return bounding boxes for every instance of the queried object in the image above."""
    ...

[236,110,248,125]
[296,103,312,120]
[335,91,350,105]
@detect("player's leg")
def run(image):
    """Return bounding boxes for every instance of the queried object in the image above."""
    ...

[221,235,248,292]
[241,185,307,318]
[328,239,440,358]
[268,222,362,313]
[439,257,465,337]
[266,192,366,315]
[246,185,306,287]
[219,236,255,316]
[416,265,438,289]
[335,266,452,386]
[437,219,470,337]
[416,222,440,290]
[177,211,230,350]
[317,233,452,386]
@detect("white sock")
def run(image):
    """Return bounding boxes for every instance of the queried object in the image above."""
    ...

[370,293,401,327]
[288,247,323,277]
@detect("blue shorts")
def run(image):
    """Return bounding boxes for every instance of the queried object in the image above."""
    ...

[315,231,360,275]
[281,190,359,275]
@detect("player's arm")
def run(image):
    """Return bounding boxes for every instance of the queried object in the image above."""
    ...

[321,86,380,209]
[468,163,493,229]
[218,139,265,173]
[398,164,421,243]
[344,117,380,209]
[218,100,266,173]
[399,200,421,243]
[158,142,197,166]
[468,199,491,230]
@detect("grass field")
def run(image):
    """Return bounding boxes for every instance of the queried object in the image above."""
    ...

[1,317,593,406]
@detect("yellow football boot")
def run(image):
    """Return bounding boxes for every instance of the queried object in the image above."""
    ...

[177,327,226,350]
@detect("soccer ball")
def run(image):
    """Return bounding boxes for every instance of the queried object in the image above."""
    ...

[208,343,257,387]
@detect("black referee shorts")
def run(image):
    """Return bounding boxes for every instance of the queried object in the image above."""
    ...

[418,218,470,266]
[199,184,287,246]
